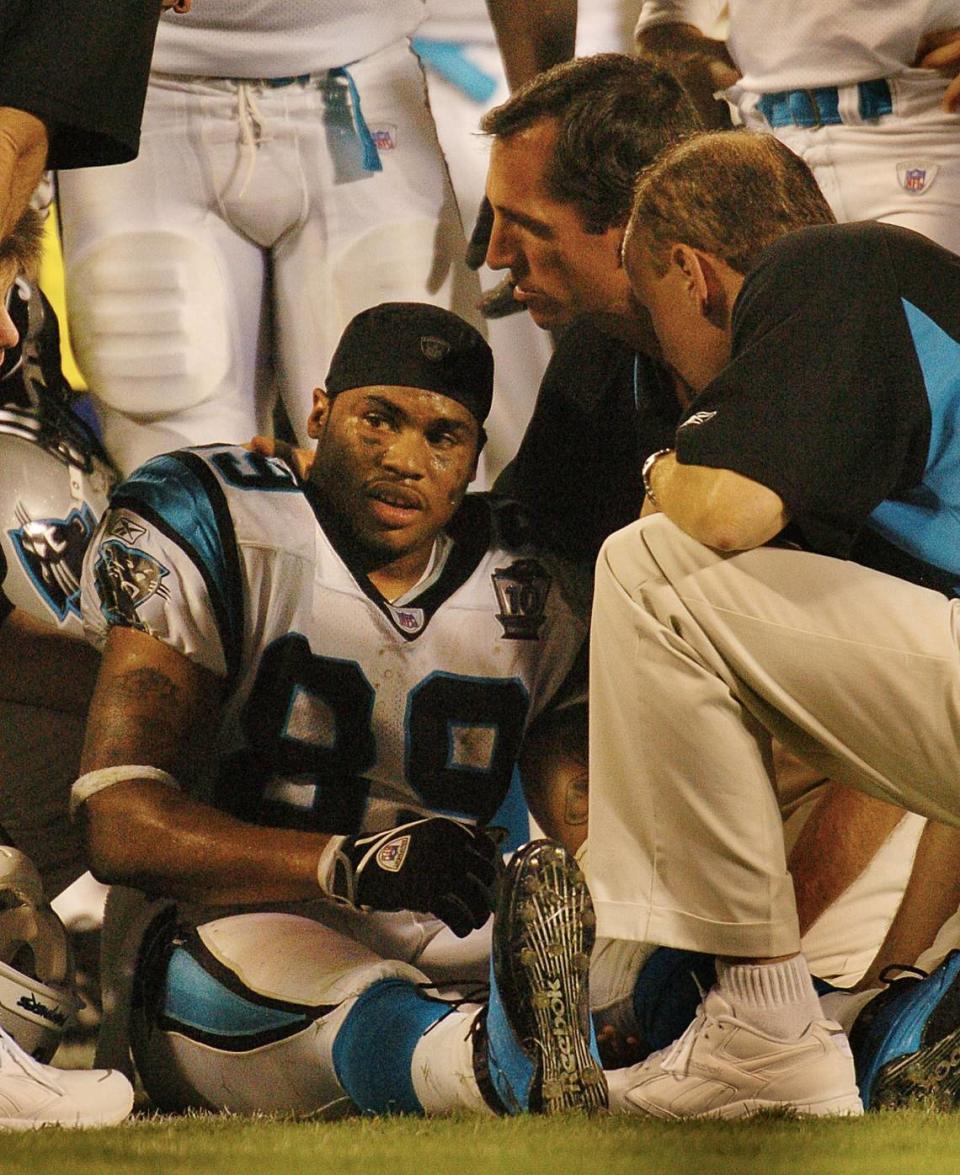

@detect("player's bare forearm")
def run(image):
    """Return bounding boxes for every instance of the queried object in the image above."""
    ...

[635,22,739,129]
[788,781,904,937]
[645,451,788,549]
[519,704,588,855]
[485,0,576,91]
[855,819,960,991]
[0,109,48,245]
[78,625,330,905]
[78,779,329,906]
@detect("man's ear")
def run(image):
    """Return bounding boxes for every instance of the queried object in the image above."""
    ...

[672,244,711,312]
[673,244,730,325]
[307,388,331,439]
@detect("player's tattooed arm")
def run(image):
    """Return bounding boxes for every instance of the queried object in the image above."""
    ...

[77,625,330,906]
[519,703,588,855]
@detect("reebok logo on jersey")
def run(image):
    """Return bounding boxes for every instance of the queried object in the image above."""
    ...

[108,516,147,544]
[679,410,717,429]
[376,835,410,873]
[897,161,938,194]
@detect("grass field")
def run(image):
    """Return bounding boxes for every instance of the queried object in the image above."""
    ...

[3,1110,960,1175]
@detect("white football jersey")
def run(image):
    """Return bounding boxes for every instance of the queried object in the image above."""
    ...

[153,0,426,80]
[82,445,586,836]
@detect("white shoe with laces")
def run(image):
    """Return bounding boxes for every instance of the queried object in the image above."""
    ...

[606,987,863,1119]
[0,1025,133,1129]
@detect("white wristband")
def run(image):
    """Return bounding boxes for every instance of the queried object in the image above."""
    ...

[70,765,180,821]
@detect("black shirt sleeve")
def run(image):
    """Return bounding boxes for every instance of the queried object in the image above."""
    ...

[495,319,680,561]
[674,223,930,557]
[0,0,160,168]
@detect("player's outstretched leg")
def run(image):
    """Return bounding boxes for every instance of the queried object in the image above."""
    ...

[0,1024,133,1129]
[850,950,960,1110]
[480,840,607,1114]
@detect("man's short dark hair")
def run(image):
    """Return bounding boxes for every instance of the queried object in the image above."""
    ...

[481,53,700,234]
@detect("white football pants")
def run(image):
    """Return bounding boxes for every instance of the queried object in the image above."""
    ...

[58,39,482,475]
[737,69,960,256]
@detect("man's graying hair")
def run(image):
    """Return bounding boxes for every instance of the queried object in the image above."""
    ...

[481,53,701,234]
[627,130,836,276]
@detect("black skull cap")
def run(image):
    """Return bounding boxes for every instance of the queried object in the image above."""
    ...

[325,302,493,426]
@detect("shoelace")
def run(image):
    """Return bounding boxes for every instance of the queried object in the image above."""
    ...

[0,1026,64,1095]
[416,980,490,1041]
[637,1003,710,1078]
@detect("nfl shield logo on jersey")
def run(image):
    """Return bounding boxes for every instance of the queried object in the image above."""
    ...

[491,559,551,640]
[897,161,938,194]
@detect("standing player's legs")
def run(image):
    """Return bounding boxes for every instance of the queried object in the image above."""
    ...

[272,40,486,450]
[739,72,960,255]
[57,77,273,475]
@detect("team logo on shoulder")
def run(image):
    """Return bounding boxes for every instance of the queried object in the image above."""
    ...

[388,604,425,634]
[8,500,97,622]
[897,161,938,194]
[376,835,410,873]
[93,538,170,628]
[679,410,717,429]
[491,558,551,640]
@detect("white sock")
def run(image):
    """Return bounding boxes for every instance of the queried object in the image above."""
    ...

[409,1006,493,1115]
[716,954,823,1040]
[820,987,878,1034]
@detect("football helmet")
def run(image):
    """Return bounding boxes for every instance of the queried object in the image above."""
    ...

[0,846,78,1061]
[0,279,117,632]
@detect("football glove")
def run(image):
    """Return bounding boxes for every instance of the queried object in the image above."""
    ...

[317,817,500,937]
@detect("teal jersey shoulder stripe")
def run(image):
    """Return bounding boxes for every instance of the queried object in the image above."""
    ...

[111,450,245,689]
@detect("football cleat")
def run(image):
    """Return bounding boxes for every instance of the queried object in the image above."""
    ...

[607,987,863,1119]
[0,1022,133,1129]
[851,950,960,1110]
[480,840,607,1114]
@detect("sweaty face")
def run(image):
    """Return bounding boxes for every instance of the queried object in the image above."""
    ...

[484,120,630,332]
[308,384,480,575]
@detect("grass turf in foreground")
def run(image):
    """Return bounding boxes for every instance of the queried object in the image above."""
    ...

[0,1110,958,1175]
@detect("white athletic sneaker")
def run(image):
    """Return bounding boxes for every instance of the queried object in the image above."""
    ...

[0,1025,134,1129]
[607,988,863,1119]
